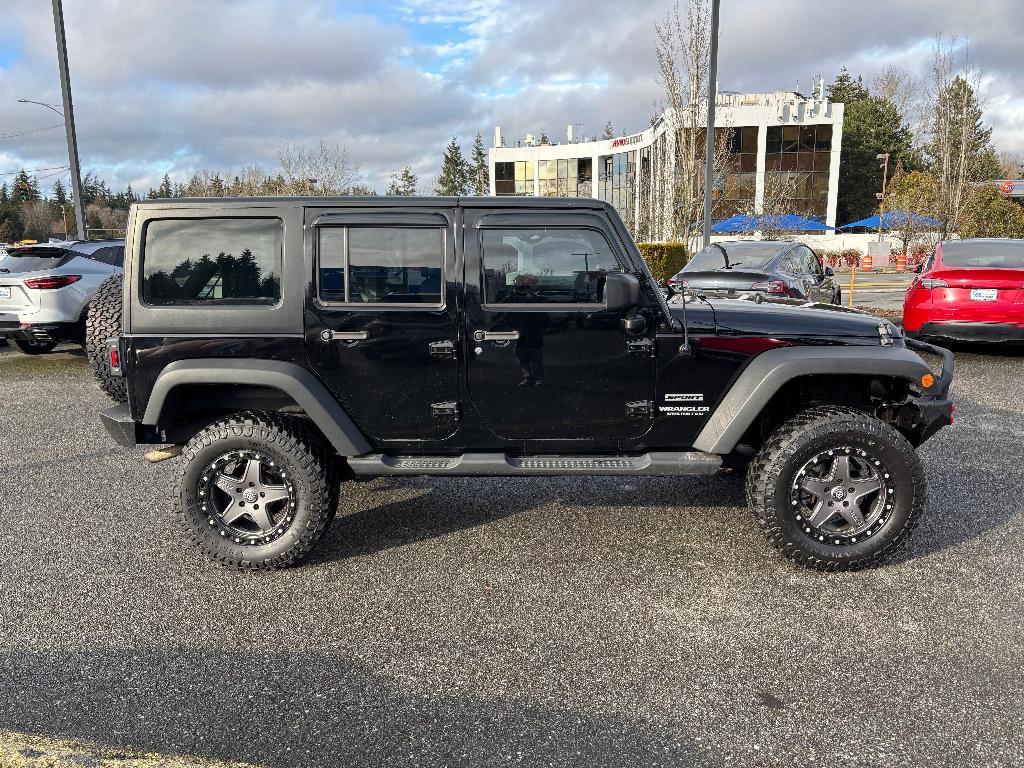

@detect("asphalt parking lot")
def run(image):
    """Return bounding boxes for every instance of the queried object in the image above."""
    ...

[0,342,1022,767]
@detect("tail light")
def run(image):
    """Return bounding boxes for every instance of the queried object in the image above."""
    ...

[24,275,82,290]
[750,280,788,294]
[918,278,948,290]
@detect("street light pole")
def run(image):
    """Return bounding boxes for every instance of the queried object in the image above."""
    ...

[702,0,721,248]
[51,0,86,240]
[876,152,890,243]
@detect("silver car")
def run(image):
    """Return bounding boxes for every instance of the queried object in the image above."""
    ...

[0,239,124,354]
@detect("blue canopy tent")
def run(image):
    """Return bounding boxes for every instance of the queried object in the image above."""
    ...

[840,211,941,230]
[711,213,835,234]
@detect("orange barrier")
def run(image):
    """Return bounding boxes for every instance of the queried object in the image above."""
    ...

[896,253,907,271]
[862,254,873,271]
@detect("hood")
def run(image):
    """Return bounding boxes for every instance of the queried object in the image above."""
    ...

[669,294,894,339]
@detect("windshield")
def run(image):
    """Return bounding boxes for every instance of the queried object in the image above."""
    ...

[0,247,76,274]
[941,240,1024,269]
[683,243,785,272]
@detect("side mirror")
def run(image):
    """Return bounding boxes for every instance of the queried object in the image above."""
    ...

[914,263,924,273]
[604,272,641,311]
[824,266,835,277]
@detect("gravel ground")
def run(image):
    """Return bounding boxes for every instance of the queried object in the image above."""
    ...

[0,342,1022,767]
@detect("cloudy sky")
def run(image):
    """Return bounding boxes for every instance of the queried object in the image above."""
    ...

[1,0,1023,195]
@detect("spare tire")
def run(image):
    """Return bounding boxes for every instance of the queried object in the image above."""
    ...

[85,272,127,403]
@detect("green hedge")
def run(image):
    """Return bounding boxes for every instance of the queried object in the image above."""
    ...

[637,242,688,283]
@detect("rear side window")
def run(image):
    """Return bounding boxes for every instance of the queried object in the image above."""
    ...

[84,246,124,268]
[317,226,444,305]
[142,218,283,306]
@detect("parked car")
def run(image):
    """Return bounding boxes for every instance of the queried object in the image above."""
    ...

[668,240,841,304]
[95,197,953,572]
[0,239,124,354]
[904,238,1024,344]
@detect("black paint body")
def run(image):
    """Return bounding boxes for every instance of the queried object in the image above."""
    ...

[120,197,894,456]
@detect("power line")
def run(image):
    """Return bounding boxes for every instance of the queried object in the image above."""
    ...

[0,165,70,177]
[0,122,64,140]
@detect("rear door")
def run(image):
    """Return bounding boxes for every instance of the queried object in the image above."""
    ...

[304,207,461,442]
[463,209,655,442]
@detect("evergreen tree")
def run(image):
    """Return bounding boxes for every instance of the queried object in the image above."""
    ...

[52,179,68,207]
[157,173,173,198]
[0,182,8,203]
[538,130,550,145]
[433,137,472,196]
[828,68,921,224]
[386,166,419,196]
[471,133,489,196]
[13,170,40,202]
[602,121,615,140]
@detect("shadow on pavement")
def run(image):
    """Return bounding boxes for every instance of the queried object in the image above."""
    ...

[0,647,715,768]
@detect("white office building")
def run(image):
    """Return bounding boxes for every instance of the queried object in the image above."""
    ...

[489,87,845,240]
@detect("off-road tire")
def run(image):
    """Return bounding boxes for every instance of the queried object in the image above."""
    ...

[12,339,58,355]
[746,406,925,571]
[85,272,127,403]
[177,412,337,570]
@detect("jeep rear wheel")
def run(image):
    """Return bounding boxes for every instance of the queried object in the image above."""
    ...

[177,412,337,570]
[85,272,127,403]
[746,406,925,571]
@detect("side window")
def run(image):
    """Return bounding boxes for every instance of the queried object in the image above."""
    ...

[87,246,124,267]
[317,226,443,305]
[778,251,801,274]
[802,247,822,276]
[142,218,283,306]
[481,227,621,306]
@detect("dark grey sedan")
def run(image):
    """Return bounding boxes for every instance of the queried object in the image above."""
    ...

[667,240,841,304]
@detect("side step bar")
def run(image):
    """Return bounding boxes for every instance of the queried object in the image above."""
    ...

[346,451,722,477]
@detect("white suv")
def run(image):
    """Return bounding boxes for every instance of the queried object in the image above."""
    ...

[0,239,124,354]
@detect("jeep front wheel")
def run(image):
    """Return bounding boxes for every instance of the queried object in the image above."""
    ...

[177,412,337,569]
[746,406,925,571]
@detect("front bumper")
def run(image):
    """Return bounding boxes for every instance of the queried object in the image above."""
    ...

[895,338,955,445]
[908,321,1024,345]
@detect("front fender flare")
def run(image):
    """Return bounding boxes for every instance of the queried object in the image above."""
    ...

[692,345,933,455]
[142,359,372,456]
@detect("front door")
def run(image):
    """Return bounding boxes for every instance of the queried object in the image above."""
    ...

[305,208,460,442]
[463,211,655,442]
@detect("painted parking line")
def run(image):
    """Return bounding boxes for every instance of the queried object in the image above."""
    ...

[0,730,264,768]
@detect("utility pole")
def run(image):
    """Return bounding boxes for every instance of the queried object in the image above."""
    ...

[51,0,86,240]
[702,0,721,248]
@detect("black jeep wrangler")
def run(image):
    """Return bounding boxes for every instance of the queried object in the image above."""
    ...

[92,196,954,571]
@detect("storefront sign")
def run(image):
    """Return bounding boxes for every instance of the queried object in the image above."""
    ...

[610,133,644,149]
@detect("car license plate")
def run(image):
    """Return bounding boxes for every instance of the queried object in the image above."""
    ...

[0,287,10,300]
[970,288,998,302]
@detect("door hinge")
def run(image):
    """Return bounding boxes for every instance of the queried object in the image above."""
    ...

[431,401,460,420]
[627,338,655,356]
[626,400,653,417]
[429,339,457,359]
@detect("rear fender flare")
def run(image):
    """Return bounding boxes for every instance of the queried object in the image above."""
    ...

[693,345,933,454]
[142,359,371,456]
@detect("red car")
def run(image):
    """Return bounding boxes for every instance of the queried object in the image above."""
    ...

[904,238,1024,344]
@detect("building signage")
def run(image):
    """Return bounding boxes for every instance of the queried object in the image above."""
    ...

[1000,180,1015,194]
[610,133,644,149]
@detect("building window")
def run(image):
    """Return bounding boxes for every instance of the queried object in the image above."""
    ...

[764,124,832,219]
[712,127,758,219]
[539,160,557,196]
[598,151,636,221]
[494,161,535,195]
[142,217,283,306]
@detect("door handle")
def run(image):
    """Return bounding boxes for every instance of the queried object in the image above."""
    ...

[473,330,520,342]
[321,330,369,342]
